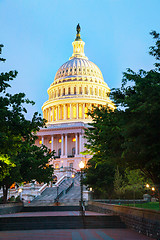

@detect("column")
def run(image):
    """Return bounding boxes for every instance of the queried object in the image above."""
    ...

[53,107,54,122]
[82,103,85,119]
[65,134,67,157]
[70,103,72,119]
[76,103,79,119]
[57,105,59,120]
[42,136,44,145]
[64,104,66,120]
[61,134,64,157]
[79,133,82,155]
[49,108,51,122]
[51,135,54,151]
[75,133,78,156]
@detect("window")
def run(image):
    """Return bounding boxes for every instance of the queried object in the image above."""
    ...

[85,87,87,94]
[79,87,82,94]
[69,162,73,168]
[68,87,71,95]
[72,147,75,156]
[74,87,76,94]
[63,88,65,96]
[58,148,61,157]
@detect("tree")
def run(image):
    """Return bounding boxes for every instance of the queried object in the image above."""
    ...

[114,166,125,199]
[84,31,160,203]
[0,45,54,203]
[111,31,160,203]
[83,106,123,196]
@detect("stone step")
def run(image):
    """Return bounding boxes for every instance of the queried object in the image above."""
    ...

[23,206,80,212]
[0,215,126,231]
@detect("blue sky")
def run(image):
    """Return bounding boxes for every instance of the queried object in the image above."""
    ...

[0,0,160,119]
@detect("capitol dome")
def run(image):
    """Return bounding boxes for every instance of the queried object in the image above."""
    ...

[42,24,114,124]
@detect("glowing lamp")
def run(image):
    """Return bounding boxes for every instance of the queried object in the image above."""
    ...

[152,187,155,191]
[89,187,92,192]
[79,161,84,169]
[59,139,62,143]
[72,174,75,178]
[18,188,22,193]
[39,140,42,144]
[72,138,76,142]
[49,140,52,144]
[146,184,150,188]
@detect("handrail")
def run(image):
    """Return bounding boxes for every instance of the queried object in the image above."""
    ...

[38,183,47,194]
[65,182,74,194]
[54,174,67,186]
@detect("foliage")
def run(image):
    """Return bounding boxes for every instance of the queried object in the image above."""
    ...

[123,202,159,211]
[84,158,115,198]
[111,31,160,188]
[0,154,15,181]
[84,106,123,197]
[84,31,160,200]
[114,166,125,198]
[0,44,54,203]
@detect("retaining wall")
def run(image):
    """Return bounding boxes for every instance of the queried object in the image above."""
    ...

[0,203,23,215]
[88,201,160,239]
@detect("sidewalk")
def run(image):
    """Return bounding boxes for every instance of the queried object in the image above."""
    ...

[0,229,153,240]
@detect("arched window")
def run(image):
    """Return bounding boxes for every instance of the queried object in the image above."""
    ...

[74,87,76,94]
[58,148,61,157]
[95,88,97,95]
[63,88,65,96]
[72,147,75,156]
[99,89,101,96]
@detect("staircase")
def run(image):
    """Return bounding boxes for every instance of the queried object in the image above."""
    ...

[30,177,73,206]
[29,174,84,206]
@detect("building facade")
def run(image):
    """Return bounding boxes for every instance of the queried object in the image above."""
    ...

[35,24,114,179]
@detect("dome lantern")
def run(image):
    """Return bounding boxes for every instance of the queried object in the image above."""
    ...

[69,24,88,60]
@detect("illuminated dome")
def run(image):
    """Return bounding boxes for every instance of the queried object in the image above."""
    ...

[42,24,114,124]
[54,58,104,83]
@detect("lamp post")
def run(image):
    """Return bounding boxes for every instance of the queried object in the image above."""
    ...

[79,160,85,216]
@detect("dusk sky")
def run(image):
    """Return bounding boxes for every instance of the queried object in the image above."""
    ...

[0,0,160,119]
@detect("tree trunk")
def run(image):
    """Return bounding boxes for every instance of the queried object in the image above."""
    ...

[157,185,160,210]
[2,185,8,204]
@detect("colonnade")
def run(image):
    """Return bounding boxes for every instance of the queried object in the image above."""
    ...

[49,85,108,100]
[43,103,94,122]
[40,132,83,158]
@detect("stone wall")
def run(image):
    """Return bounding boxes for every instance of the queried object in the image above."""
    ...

[88,201,160,239]
[0,203,23,215]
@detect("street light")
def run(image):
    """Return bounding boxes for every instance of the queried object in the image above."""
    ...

[79,161,85,216]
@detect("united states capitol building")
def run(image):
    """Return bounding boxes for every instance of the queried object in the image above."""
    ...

[1,25,114,203]
[35,24,114,181]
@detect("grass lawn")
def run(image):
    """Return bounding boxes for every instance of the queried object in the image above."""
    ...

[123,202,160,211]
